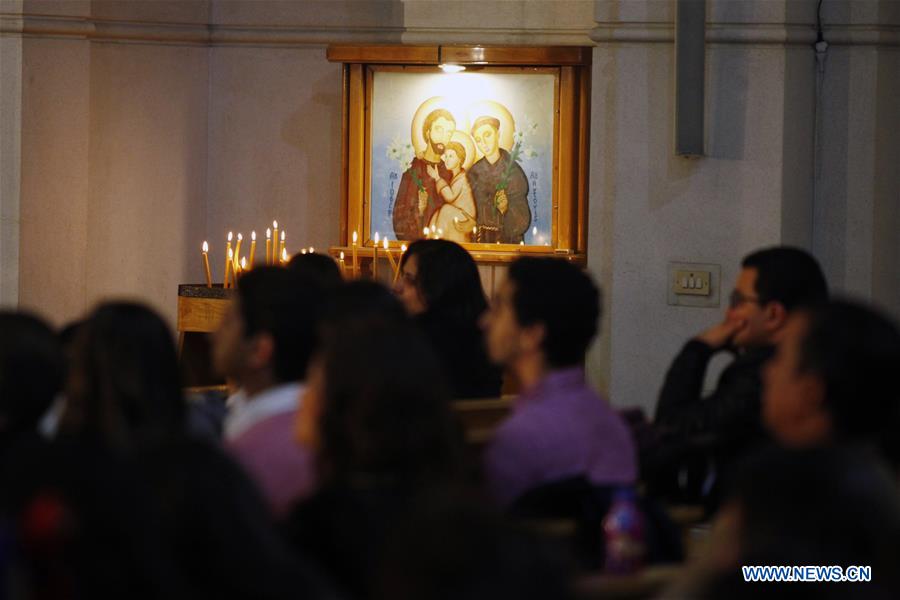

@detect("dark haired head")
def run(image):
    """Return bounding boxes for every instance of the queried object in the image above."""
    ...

[718,446,900,595]
[741,247,828,312]
[319,280,407,333]
[506,258,600,368]
[313,317,463,488]
[796,300,900,464]
[233,266,322,383]
[0,312,64,441]
[62,302,184,446]
[288,252,343,291]
[399,240,487,325]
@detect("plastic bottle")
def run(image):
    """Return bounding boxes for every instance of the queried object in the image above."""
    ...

[602,487,646,574]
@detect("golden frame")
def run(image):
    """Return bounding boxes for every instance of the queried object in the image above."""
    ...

[327,45,591,265]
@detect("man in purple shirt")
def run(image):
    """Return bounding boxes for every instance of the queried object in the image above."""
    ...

[213,267,321,517]
[481,258,636,507]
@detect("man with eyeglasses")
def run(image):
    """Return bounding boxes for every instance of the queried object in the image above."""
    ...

[650,246,828,505]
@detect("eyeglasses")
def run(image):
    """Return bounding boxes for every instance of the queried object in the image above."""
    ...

[729,290,761,309]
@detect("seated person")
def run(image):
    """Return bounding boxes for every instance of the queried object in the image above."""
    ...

[286,315,466,599]
[426,142,476,243]
[396,240,502,399]
[651,247,828,501]
[0,312,63,456]
[681,446,900,598]
[214,267,323,517]
[481,257,636,507]
[288,251,344,290]
[762,299,900,471]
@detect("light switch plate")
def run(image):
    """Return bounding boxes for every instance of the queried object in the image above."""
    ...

[668,262,721,307]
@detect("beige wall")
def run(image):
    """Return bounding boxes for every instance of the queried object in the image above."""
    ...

[207,46,342,264]
[3,0,897,415]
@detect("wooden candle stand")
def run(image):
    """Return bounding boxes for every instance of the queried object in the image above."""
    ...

[177,284,233,387]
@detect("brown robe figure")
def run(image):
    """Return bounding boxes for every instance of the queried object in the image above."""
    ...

[468,116,531,244]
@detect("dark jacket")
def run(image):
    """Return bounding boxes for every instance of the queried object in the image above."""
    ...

[649,341,774,506]
[656,340,773,444]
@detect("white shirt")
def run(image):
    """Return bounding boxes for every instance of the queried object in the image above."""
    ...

[224,382,304,442]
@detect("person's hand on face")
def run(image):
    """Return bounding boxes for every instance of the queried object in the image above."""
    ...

[696,317,745,350]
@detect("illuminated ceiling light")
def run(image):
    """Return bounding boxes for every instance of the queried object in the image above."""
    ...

[438,46,465,73]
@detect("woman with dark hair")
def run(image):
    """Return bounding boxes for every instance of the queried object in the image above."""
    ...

[395,239,502,399]
[286,316,466,598]
[61,302,185,446]
[34,301,334,600]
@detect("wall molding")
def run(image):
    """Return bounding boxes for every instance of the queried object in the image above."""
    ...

[2,12,896,48]
[590,21,900,47]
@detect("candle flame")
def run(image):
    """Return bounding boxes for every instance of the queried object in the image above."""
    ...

[237,233,243,242]
[520,241,525,246]
[240,257,247,269]
[401,244,407,252]
[301,249,307,255]
[202,241,208,252]
[251,230,256,241]
[423,227,430,237]
[374,232,380,244]
[266,228,271,239]
[340,251,345,260]
[382,237,389,250]
[228,247,234,258]
[281,248,288,261]
[281,230,285,241]
[273,220,278,229]
[309,247,315,253]
[532,226,538,236]
[227,231,233,242]
[352,231,358,243]
[472,226,477,235]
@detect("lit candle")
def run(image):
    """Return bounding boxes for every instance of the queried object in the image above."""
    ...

[395,244,407,285]
[224,232,233,288]
[279,230,286,261]
[249,231,257,266]
[281,247,288,264]
[240,256,247,276]
[373,232,380,280]
[226,246,234,288]
[272,220,279,264]
[301,249,307,255]
[233,233,243,274]
[309,247,314,254]
[339,251,346,278]
[351,230,358,278]
[201,241,212,288]
[265,228,272,265]
[383,236,398,282]
[423,226,430,239]
[472,226,478,241]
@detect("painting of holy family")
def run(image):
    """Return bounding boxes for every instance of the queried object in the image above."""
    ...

[369,70,555,246]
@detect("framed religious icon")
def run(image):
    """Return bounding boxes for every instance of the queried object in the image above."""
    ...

[327,45,591,264]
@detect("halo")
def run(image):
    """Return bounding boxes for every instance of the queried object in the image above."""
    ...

[446,131,477,172]
[411,97,459,159]
[464,100,516,157]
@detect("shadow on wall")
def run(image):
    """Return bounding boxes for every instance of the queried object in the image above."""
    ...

[279,68,343,244]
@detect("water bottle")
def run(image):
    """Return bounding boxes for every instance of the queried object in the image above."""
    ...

[602,487,646,574]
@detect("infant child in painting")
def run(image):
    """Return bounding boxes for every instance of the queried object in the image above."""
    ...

[426,141,477,243]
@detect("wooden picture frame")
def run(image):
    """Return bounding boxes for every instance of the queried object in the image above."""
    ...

[328,45,591,265]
